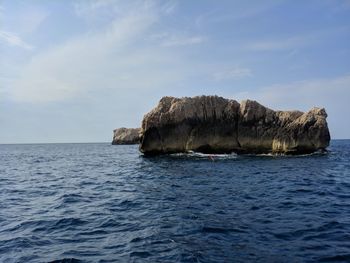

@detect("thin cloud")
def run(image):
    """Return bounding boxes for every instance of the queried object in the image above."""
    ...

[10,11,157,102]
[149,29,205,47]
[161,35,204,47]
[8,3,194,103]
[246,35,311,51]
[195,1,282,28]
[0,30,33,50]
[246,27,349,51]
[161,0,177,14]
[0,4,48,37]
[233,74,350,109]
[18,6,49,34]
[73,0,175,21]
[148,31,205,47]
[73,0,121,18]
[231,74,350,138]
[214,67,252,81]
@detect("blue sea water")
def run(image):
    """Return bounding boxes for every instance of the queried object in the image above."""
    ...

[0,140,350,263]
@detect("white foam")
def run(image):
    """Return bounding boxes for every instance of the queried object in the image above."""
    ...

[170,151,238,159]
[168,150,328,159]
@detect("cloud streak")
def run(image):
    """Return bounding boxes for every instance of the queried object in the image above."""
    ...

[9,9,157,101]
[161,35,204,47]
[0,30,33,50]
[195,0,282,27]
[246,36,310,51]
[213,67,252,81]
[246,27,349,52]
[7,2,198,103]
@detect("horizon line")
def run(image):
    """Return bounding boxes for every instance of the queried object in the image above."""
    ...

[0,139,349,145]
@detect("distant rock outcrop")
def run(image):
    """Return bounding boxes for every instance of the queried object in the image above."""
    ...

[112,128,140,145]
[139,96,330,155]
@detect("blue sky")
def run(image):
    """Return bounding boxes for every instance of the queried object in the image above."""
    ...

[0,0,349,143]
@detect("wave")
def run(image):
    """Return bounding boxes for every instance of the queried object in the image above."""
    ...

[1,142,348,263]
[166,150,328,159]
[169,151,238,160]
[48,258,82,263]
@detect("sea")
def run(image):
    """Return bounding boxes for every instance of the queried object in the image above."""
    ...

[0,140,350,263]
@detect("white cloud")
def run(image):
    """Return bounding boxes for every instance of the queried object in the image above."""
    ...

[0,30,33,50]
[9,9,156,101]
[4,0,211,104]
[73,0,176,21]
[149,32,205,47]
[17,7,49,34]
[161,0,177,14]
[0,4,47,49]
[1,4,48,37]
[8,2,194,103]
[73,0,122,19]
[232,74,350,110]
[161,35,204,47]
[246,27,348,52]
[195,1,282,28]
[214,67,252,80]
[246,35,311,51]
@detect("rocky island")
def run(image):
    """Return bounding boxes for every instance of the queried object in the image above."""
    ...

[139,96,330,155]
[112,128,140,145]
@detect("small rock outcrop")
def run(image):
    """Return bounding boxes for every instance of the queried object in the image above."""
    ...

[112,128,140,145]
[139,96,330,155]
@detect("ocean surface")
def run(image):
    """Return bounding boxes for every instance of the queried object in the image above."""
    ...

[0,140,350,263]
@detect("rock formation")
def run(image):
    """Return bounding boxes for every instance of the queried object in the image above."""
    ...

[112,128,140,145]
[139,96,330,155]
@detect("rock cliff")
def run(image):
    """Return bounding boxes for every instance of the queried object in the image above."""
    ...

[112,128,140,145]
[139,96,330,155]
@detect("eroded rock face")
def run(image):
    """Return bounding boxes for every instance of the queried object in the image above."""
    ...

[112,128,140,145]
[139,96,330,155]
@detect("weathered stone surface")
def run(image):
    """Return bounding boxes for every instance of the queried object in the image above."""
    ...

[139,96,330,155]
[112,128,140,145]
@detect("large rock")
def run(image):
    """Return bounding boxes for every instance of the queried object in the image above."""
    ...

[139,96,330,155]
[112,128,140,145]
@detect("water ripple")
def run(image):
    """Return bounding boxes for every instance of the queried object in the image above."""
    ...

[0,141,349,262]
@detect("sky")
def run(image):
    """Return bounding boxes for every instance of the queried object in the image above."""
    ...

[0,0,349,143]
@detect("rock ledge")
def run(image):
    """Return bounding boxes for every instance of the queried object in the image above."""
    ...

[139,96,330,155]
[112,128,140,145]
